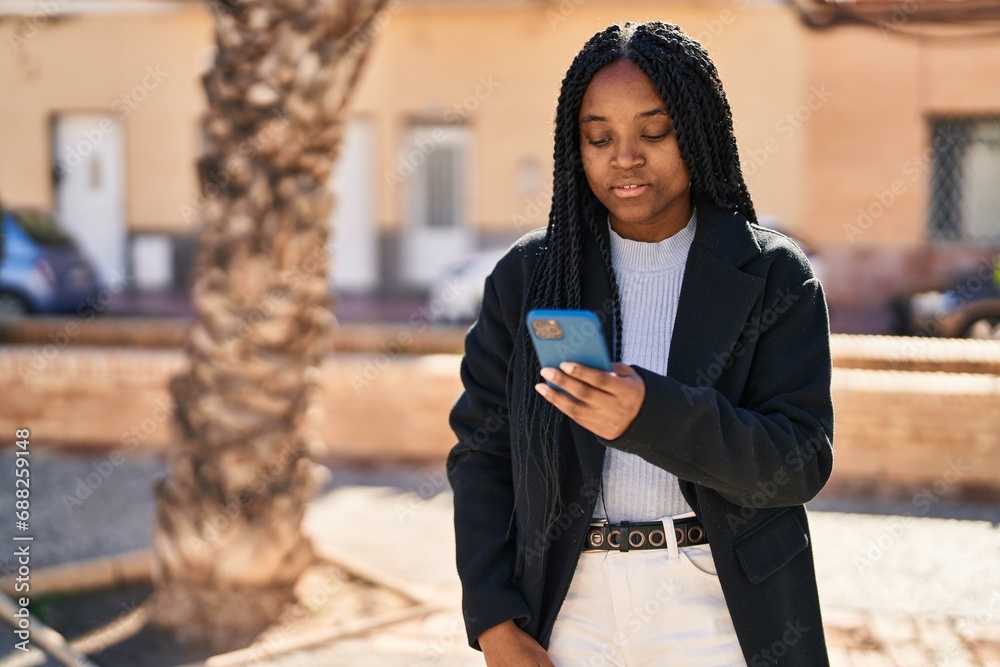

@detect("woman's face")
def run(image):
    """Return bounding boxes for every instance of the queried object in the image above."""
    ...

[578,59,693,243]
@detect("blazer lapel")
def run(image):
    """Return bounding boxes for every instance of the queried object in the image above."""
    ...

[567,197,764,492]
[667,201,765,391]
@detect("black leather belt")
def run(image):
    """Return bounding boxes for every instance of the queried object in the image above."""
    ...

[584,517,707,552]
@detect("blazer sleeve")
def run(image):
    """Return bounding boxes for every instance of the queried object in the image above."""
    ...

[446,270,531,651]
[597,273,835,508]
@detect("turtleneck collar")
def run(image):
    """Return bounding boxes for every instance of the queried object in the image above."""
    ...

[607,207,697,273]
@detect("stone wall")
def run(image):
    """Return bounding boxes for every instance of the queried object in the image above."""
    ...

[1,334,998,500]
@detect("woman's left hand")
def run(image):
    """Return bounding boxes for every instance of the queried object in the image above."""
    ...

[534,362,645,440]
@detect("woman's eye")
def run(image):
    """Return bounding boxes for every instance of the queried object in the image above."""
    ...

[586,132,669,147]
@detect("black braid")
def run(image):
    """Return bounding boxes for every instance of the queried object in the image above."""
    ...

[510,20,758,536]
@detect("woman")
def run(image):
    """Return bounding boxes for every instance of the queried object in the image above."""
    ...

[447,20,834,666]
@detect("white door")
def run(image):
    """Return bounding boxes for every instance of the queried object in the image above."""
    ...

[327,117,378,291]
[53,114,126,288]
[400,124,473,286]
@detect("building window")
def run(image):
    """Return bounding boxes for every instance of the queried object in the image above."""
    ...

[406,124,468,230]
[929,117,1000,243]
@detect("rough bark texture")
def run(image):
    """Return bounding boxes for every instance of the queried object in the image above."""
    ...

[150,0,388,647]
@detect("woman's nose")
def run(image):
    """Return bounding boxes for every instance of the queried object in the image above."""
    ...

[611,139,644,169]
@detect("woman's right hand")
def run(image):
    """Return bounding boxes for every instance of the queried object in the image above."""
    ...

[479,619,555,667]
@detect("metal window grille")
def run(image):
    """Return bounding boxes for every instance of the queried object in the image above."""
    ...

[929,117,1000,244]
[408,124,466,231]
[425,143,458,229]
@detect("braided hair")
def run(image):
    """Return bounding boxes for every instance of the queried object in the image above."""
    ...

[510,20,758,537]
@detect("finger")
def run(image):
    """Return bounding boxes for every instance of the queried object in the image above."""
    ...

[541,366,610,403]
[535,382,614,436]
[536,381,598,420]
[534,382,583,418]
[556,362,618,394]
[611,362,637,377]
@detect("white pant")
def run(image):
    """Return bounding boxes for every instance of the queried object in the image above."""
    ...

[547,515,745,667]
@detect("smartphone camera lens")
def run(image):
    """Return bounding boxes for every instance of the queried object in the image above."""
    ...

[532,320,564,340]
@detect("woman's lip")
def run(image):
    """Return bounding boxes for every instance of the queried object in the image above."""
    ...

[612,184,649,198]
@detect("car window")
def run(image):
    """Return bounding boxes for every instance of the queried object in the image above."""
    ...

[11,210,75,247]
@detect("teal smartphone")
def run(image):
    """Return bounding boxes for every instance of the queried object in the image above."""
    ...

[526,309,612,398]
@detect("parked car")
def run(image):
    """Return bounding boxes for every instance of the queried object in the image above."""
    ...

[890,258,1000,339]
[426,246,508,323]
[0,208,102,318]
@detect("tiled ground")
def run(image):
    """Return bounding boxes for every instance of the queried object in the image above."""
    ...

[295,484,1000,667]
[3,456,998,666]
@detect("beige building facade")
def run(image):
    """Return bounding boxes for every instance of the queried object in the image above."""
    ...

[2,0,998,324]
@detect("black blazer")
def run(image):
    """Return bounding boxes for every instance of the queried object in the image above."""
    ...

[446,195,835,666]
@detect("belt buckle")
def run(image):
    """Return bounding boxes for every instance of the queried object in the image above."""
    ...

[586,518,608,549]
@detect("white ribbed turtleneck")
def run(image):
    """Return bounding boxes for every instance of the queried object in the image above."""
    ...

[592,207,697,522]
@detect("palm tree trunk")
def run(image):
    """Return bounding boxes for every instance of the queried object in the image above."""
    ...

[149,0,388,646]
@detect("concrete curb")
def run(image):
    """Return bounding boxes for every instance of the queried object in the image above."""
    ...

[0,550,150,598]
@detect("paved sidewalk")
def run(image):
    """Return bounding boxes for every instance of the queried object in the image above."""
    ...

[2,450,999,665]
[295,485,1000,667]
